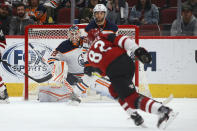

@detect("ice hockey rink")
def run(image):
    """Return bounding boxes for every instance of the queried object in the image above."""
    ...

[0,98,196,131]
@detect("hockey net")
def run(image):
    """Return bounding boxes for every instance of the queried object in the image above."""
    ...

[24,25,151,101]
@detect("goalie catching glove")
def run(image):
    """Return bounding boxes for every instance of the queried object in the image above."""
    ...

[134,47,152,64]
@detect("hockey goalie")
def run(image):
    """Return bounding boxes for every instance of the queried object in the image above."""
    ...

[38,25,112,103]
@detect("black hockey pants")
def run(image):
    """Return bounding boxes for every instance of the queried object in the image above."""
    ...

[106,53,136,100]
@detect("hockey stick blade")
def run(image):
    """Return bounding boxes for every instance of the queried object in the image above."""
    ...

[0,59,52,83]
[28,73,52,83]
[162,94,174,105]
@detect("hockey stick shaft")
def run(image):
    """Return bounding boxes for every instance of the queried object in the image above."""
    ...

[92,72,110,81]
[162,94,174,105]
[0,59,52,83]
[29,43,48,64]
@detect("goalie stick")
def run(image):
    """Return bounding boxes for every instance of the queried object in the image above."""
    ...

[29,43,49,65]
[0,59,52,83]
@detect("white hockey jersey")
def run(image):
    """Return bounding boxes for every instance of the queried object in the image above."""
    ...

[48,38,88,74]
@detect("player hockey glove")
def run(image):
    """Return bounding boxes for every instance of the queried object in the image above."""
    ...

[134,47,152,64]
[84,61,98,76]
[84,66,94,76]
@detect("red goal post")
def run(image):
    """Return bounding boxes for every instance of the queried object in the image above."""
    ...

[24,24,140,100]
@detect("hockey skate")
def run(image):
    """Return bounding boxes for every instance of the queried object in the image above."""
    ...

[157,106,179,129]
[0,87,9,103]
[68,92,81,105]
[130,111,146,127]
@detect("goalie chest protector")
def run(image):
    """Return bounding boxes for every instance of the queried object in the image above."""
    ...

[55,40,87,74]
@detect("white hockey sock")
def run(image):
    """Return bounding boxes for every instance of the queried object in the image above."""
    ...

[150,102,163,114]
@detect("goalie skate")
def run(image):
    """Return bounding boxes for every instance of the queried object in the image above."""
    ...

[68,92,81,106]
[157,106,179,130]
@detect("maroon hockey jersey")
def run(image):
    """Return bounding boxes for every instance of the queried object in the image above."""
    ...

[87,35,128,75]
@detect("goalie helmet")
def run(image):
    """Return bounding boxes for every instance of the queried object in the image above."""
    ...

[93,4,107,25]
[68,25,81,47]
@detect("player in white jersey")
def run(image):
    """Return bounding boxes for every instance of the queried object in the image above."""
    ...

[0,27,9,103]
[38,25,111,103]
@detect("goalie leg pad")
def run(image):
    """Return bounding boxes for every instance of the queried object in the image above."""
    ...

[92,77,112,98]
[51,61,68,82]
[72,81,89,97]
[73,75,94,96]
[38,85,72,102]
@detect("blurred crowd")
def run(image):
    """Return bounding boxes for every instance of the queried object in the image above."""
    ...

[0,0,196,36]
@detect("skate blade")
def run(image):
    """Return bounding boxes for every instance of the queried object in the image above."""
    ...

[127,117,147,128]
[67,100,80,106]
[159,111,179,130]
[140,123,148,128]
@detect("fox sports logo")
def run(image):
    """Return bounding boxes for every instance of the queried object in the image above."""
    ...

[1,42,53,78]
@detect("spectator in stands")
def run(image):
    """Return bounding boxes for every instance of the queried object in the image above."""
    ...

[79,7,93,24]
[114,0,129,24]
[105,0,128,25]
[57,0,87,8]
[9,3,34,35]
[128,0,159,25]
[98,0,107,5]
[0,4,11,35]
[171,4,197,36]
[42,0,57,24]
[87,0,99,8]
[26,0,47,24]
[76,0,85,8]
[106,0,117,24]
[183,0,197,18]
[79,0,99,24]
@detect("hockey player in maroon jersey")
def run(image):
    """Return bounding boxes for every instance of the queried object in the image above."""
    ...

[84,29,178,129]
[0,26,9,103]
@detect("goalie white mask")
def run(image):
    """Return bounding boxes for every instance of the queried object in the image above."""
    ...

[93,4,107,25]
[68,25,81,47]
[51,61,68,83]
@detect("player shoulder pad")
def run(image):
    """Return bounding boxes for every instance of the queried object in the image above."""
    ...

[105,20,118,33]
[100,33,116,43]
[85,20,97,32]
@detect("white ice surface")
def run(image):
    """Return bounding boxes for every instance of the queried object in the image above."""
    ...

[0,98,197,131]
